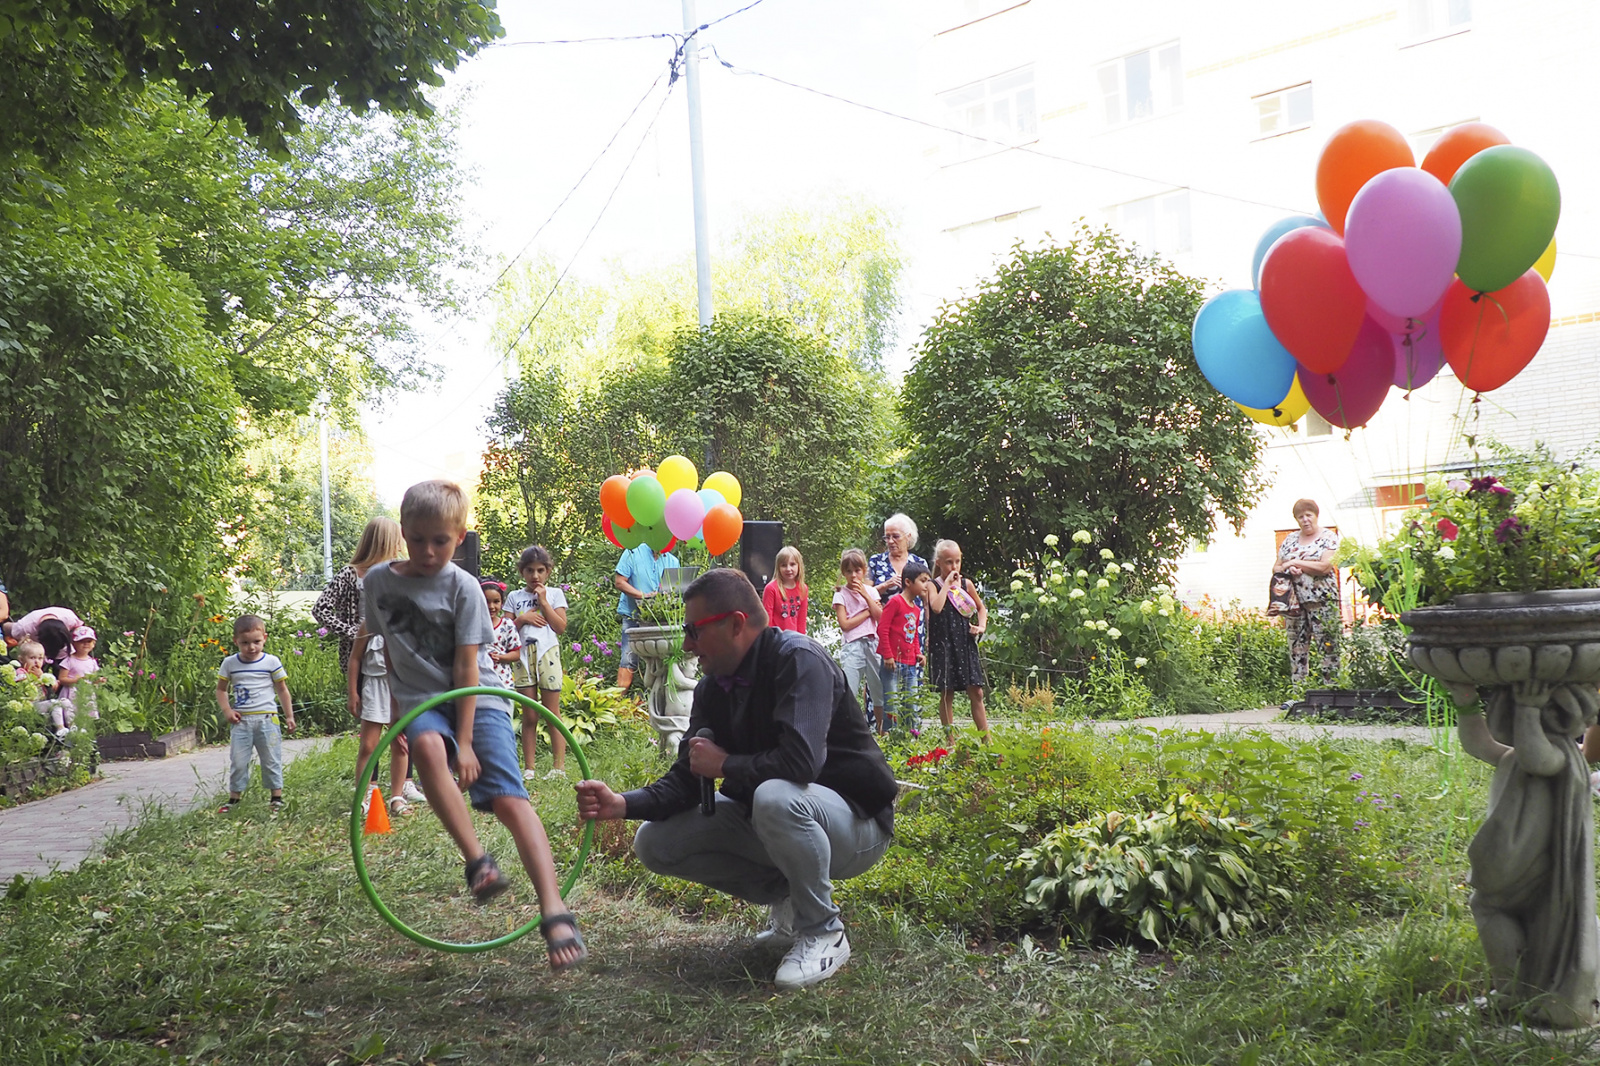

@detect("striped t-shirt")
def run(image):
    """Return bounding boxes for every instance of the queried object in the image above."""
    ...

[217,653,288,716]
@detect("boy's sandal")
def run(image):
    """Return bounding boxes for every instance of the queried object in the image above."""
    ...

[465,853,510,903]
[539,913,588,974]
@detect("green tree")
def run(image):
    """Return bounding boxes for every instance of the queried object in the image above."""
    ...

[77,86,474,415]
[235,417,391,591]
[662,313,891,563]
[477,200,904,572]
[0,217,240,620]
[0,0,501,164]
[900,229,1267,578]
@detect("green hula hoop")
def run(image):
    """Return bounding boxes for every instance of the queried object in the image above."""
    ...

[350,686,594,953]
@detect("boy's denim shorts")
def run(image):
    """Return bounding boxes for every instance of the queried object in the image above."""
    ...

[404,696,527,812]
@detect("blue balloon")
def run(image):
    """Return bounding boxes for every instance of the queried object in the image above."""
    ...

[1251,214,1328,289]
[1192,290,1296,409]
[697,488,726,514]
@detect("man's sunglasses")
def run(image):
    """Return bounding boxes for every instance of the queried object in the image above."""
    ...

[683,610,741,640]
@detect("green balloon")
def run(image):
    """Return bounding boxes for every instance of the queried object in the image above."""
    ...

[1451,144,1560,293]
[616,520,646,550]
[640,521,672,553]
[625,474,666,526]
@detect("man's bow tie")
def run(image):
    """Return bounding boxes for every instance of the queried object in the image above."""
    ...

[714,674,751,693]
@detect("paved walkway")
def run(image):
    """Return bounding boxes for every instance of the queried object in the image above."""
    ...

[0,737,331,882]
[1101,707,1438,746]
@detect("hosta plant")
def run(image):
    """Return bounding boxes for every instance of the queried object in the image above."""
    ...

[1015,790,1297,945]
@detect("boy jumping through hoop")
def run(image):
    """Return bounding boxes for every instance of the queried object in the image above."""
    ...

[358,479,586,972]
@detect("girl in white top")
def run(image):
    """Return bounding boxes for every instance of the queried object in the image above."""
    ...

[504,545,569,780]
[832,548,887,732]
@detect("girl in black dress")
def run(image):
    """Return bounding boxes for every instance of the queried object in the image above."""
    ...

[927,539,989,741]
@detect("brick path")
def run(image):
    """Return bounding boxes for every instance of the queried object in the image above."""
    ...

[0,737,331,882]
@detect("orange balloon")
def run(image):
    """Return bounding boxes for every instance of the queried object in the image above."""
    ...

[702,503,744,556]
[1315,120,1415,234]
[1421,122,1510,187]
[599,474,634,529]
[1440,270,1550,392]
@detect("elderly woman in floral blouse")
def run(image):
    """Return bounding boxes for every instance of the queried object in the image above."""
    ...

[1272,498,1341,684]
[868,513,928,604]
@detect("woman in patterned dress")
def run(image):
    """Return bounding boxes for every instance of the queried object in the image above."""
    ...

[1272,499,1341,684]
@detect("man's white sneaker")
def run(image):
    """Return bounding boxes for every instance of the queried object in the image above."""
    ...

[754,897,796,945]
[775,929,851,990]
[401,780,428,805]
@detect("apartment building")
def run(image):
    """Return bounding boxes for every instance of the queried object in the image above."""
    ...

[913,0,1600,607]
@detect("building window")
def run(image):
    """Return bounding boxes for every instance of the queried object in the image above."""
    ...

[1304,411,1332,437]
[1110,190,1191,256]
[938,66,1038,158]
[1406,0,1471,41]
[1097,42,1182,126]
[1254,82,1312,138]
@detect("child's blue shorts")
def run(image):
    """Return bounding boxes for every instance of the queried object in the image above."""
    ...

[404,696,528,812]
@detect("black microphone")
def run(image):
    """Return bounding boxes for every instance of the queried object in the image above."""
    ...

[695,728,716,816]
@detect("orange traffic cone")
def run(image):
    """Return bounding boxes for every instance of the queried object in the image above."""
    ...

[363,784,391,835]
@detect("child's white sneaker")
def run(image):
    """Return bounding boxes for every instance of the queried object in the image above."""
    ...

[523,769,539,783]
[401,780,428,805]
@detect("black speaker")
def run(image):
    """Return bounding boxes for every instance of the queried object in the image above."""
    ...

[452,531,481,578]
[739,521,784,592]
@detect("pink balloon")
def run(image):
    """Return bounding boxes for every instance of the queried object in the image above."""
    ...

[663,487,706,541]
[1391,304,1446,390]
[1345,168,1462,319]
[1299,317,1394,429]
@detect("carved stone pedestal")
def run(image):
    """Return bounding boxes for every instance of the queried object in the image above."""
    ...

[628,624,700,755]
[1403,589,1600,1028]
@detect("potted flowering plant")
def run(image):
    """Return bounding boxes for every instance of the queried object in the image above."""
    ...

[1383,443,1600,1028]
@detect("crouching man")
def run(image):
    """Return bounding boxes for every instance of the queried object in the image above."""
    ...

[575,568,897,990]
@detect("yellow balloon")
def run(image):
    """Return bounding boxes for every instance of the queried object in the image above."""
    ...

[657,454,699,497]
[1236,376,1310,427]
[702,470,742,509]
[1534,237,1557,282]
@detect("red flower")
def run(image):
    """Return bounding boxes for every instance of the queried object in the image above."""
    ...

[1436,518,1459,541]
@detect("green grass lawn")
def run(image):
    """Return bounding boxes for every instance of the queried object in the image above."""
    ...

[4,725,1600,1064]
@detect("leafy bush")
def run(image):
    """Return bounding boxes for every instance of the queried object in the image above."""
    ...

[843,725,1398,938]
[524,673,638,747]
[1015,791,1297,944]
[988,531,1290,716]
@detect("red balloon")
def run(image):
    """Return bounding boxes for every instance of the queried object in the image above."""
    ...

[1440,271,1551,392]
[601,514,623,549]
[1259,227,1368,374]
[1298,317,1393,429]
[665,537,678,553]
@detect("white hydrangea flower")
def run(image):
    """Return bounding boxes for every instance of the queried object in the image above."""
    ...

[1076,569,1089,579]
[1096,578,1110,590]
[1049,573,1064,585]
[1099,548,1115,560]
[1021,612,1031,621]
[1134,657,1149,668]
[1106,627,1121,639]
[1104,562,1121,576]
[1010,579,1024,592]
[1043,533,1060,547]
[1095,620,1109,631]
[1158,608,1170,617]
[1437,545,1456,561]
[1072,530,1092,544]
[1069,588,1086,600]
[1139,599,1154,612]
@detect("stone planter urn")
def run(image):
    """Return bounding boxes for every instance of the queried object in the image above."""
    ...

[1402,588,1600,1028]
[628,623,700,754]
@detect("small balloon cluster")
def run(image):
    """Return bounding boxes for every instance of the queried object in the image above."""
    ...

[599,457,745,556]
[1193,120,1560,429]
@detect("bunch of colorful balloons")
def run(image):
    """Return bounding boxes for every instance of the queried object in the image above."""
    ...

[598,457,746,556]
[1193,120,1560,429]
